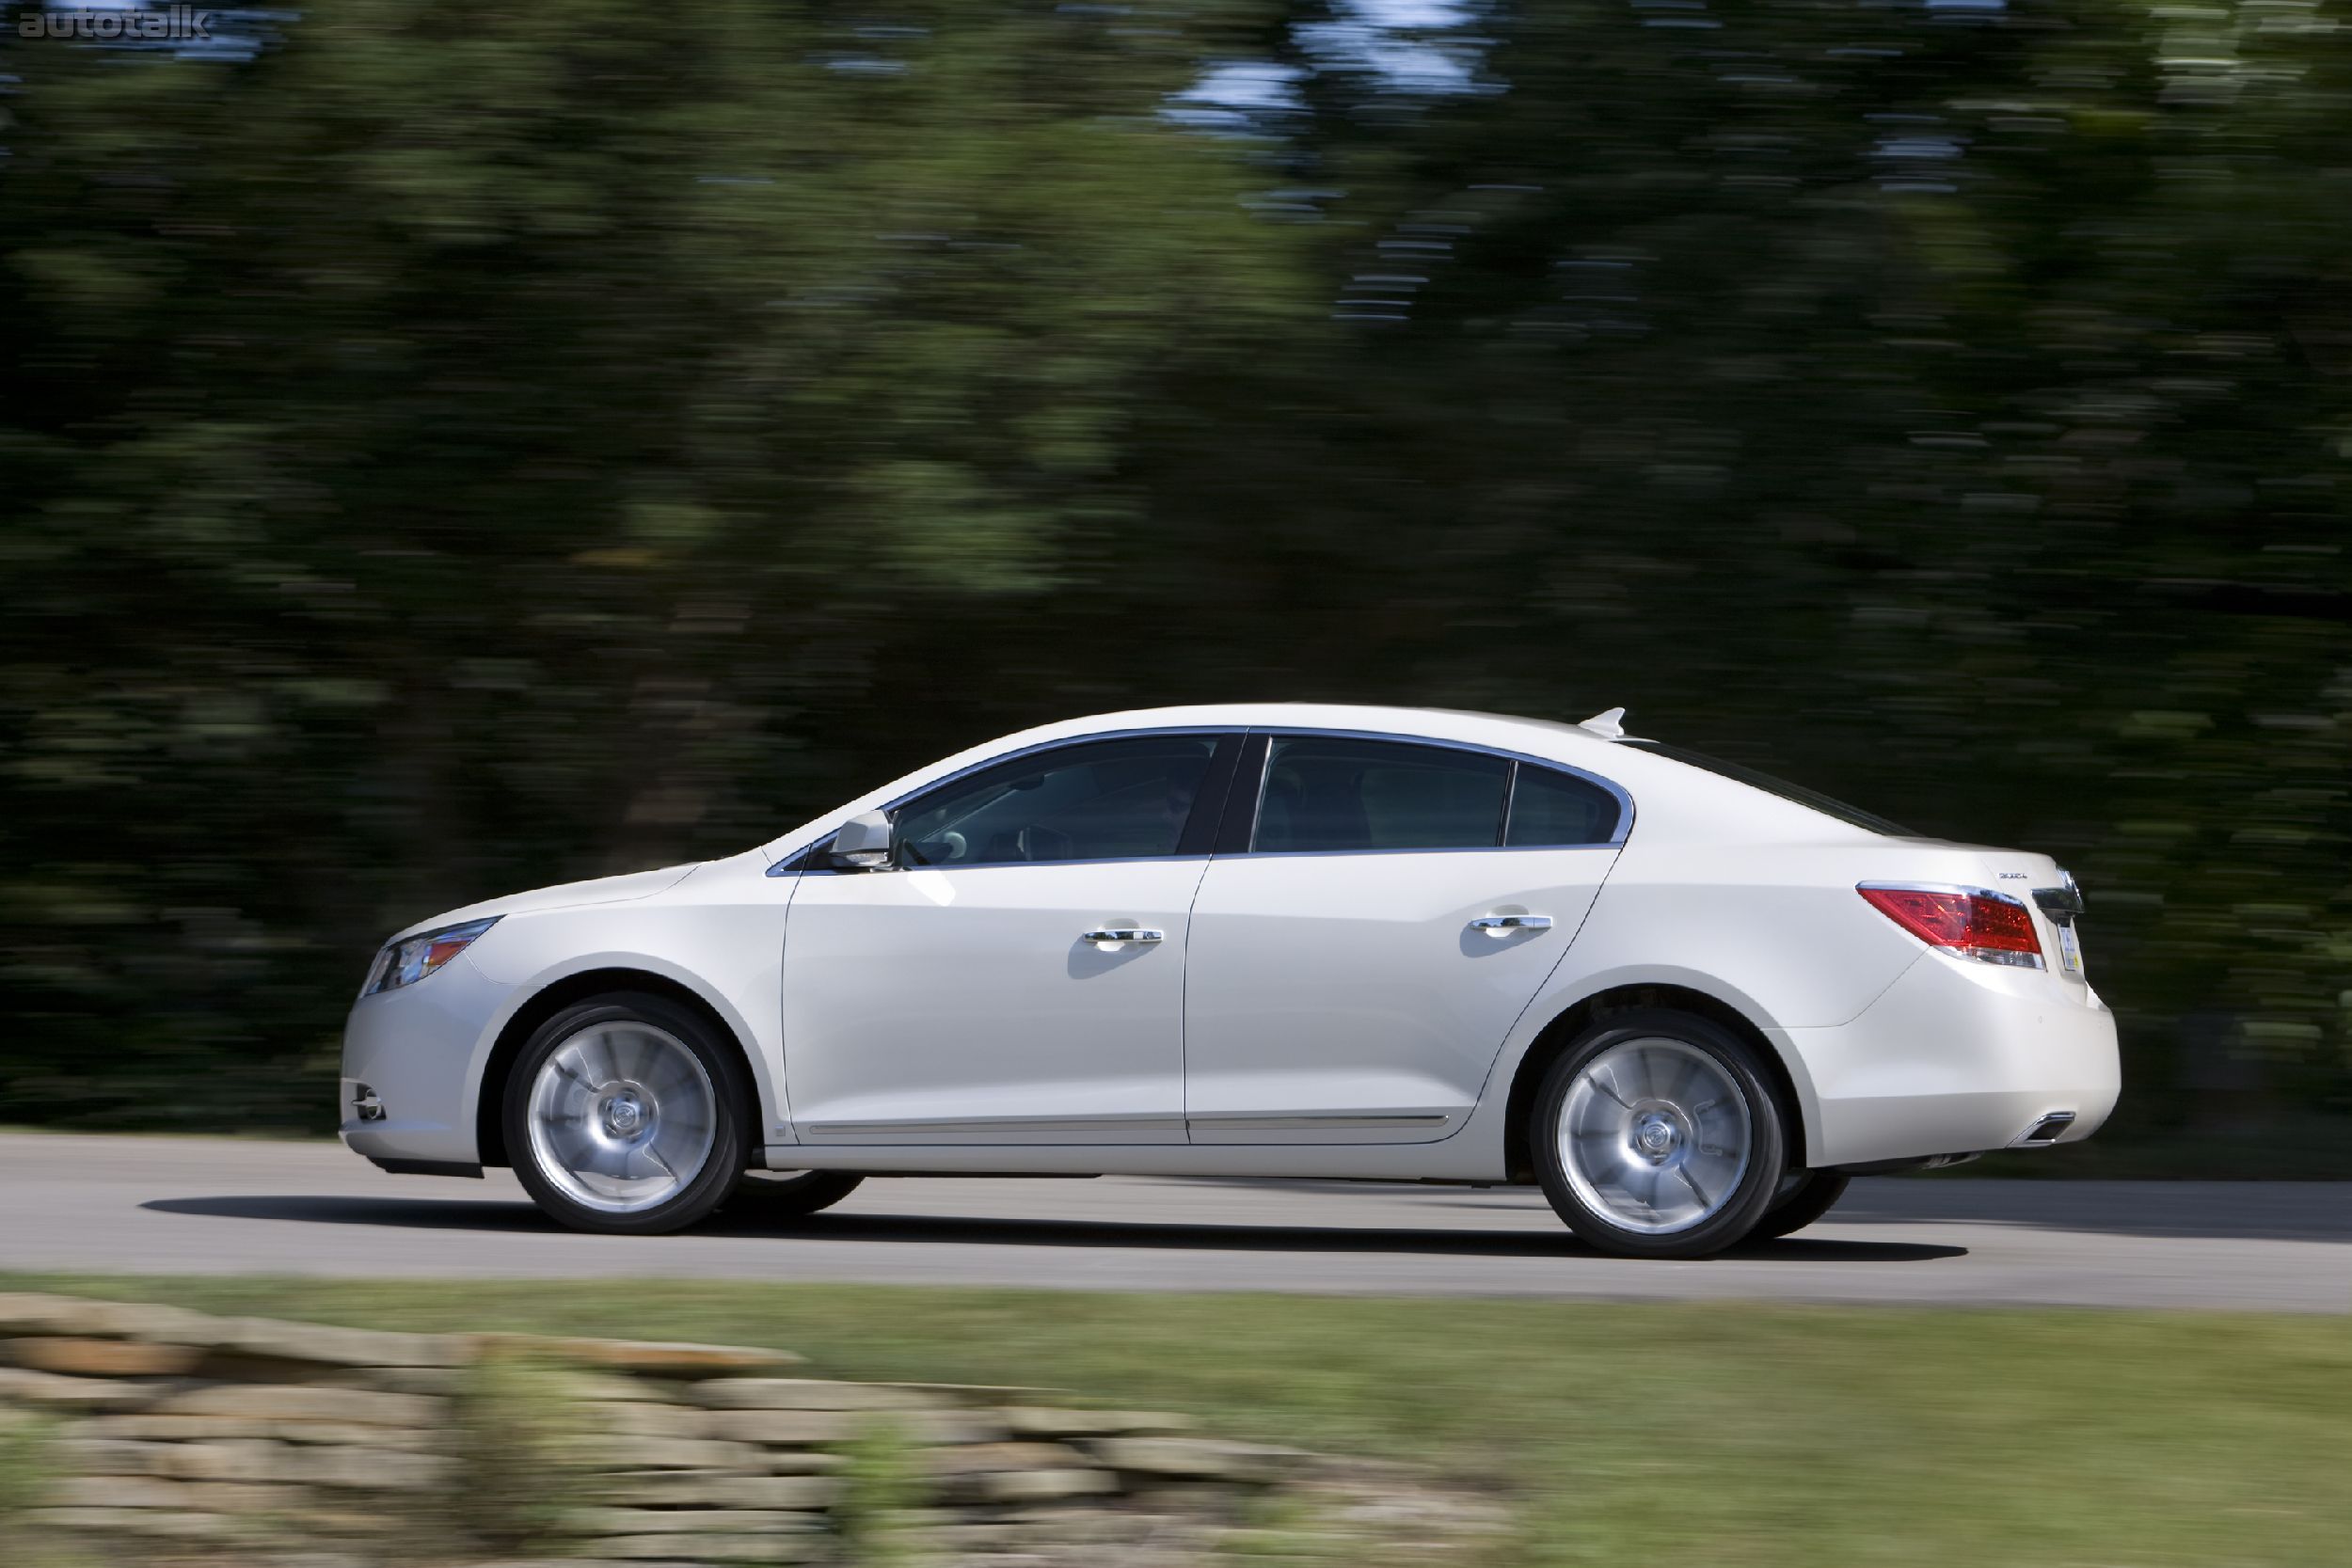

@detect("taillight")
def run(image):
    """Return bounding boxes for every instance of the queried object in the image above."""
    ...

[1858,884,2045,969]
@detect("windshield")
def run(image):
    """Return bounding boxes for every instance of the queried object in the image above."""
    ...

[1625,740,1917,837]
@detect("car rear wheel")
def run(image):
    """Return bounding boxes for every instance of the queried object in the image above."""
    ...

[1749,1169,1851,1241]
[1533,1007,1788,1259]
[728,1169,865,1218]
[505,992,748,1235]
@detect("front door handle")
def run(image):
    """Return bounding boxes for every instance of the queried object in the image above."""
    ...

[1082,927,1165,945]
[1470,913,1553,939]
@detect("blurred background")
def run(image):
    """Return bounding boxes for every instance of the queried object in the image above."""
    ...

[2,0,2345,1167]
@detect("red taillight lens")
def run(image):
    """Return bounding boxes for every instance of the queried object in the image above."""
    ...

[1858,885,2044,969]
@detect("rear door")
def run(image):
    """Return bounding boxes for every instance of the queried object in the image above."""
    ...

[1181,733,1627,1143]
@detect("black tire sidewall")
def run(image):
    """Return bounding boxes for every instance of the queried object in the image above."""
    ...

[728,1169,865,1218]
[1751,1169,1851,1242]
[1533,1007,1788,1259]
[502,991,749,1235]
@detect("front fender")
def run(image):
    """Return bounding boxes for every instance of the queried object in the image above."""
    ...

[456,888,795,1151]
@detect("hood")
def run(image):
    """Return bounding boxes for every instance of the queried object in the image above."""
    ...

[390,862,701,941]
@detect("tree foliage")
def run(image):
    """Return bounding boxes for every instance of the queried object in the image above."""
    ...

[3,0,2344,1161]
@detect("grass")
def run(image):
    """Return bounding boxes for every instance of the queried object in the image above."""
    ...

[3,1274,2346,1567]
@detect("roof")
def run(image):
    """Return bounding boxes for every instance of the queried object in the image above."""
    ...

[971,702,1629,763]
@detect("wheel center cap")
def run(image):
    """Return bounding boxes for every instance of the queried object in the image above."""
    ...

[1635,1113,1678,1158]
[604,1094,645,1135]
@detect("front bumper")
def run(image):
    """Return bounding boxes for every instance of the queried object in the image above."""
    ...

[338,952,510,1169]
[1772,951,2122,1168]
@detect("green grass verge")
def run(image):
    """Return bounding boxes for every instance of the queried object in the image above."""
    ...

[4,1274,2346,1567]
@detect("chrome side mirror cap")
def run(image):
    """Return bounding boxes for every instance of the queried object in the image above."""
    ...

[828,810,895,871]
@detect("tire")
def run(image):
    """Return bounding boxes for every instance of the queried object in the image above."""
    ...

[1532,1007,1789,1259]
[503,991,749,1235]
[1748,1169,1851,1242]
[728,1169,865,1218]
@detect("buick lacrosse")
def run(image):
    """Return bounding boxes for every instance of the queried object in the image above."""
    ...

[342,704,2119,1258]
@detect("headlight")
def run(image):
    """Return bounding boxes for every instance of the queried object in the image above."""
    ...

[360,916,500,998]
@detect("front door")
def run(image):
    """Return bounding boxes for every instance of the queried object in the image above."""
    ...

[1183,734,1624,1142]
[781,732,1237,1145]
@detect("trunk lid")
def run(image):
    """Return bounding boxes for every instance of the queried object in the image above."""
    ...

[1976,849,2091,995]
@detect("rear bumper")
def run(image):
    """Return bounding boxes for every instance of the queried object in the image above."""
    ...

[1772,951,2121,1168]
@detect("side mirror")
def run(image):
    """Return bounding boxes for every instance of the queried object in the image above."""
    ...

[827,810,895,871]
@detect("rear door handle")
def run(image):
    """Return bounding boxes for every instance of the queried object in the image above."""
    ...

[1082,927,1164,945]
[1470,913,1553,938]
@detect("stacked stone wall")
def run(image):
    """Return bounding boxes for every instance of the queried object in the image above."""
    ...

[0,1294,1501,1566]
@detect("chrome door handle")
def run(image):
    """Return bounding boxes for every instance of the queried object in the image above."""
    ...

[1082,927,1165,945]
[1470,913,1553,938]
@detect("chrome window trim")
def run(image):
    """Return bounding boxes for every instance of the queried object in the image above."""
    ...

[1232,844,1623,863]
[794,854,1215,878]
[766,721,1634,876]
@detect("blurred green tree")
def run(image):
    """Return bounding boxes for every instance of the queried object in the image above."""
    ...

[2,0,2344,1164]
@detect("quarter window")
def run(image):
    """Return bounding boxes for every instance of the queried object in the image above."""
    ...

[1504,765,1623,847]
[1252,737,1509,853]
[896,736,1220,867]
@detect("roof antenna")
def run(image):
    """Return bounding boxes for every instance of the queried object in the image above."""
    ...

[1579,706,1627,739]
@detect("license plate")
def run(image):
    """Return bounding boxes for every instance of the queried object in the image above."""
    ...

[2056,922,2084,975]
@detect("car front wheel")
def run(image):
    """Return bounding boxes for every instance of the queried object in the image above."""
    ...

[1533,1007,1788,1259]
[505,991,749,1235]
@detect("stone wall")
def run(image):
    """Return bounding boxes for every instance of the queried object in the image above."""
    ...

[0,1294,1502,1567]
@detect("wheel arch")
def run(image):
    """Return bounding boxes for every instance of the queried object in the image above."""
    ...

[1499,981,1814,1182]
[474,966,766,1170]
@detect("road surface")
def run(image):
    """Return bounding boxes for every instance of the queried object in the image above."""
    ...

[2,1134,2344,1310]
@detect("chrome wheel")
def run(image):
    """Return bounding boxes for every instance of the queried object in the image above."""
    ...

[1557,1036,1752,1235]
[524,1021,718,1214]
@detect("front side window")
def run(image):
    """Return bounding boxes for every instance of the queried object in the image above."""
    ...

[897,736,1220,867]
[1252,736,1509,853]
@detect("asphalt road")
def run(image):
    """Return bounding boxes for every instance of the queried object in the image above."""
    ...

[2,1134,2344,1310]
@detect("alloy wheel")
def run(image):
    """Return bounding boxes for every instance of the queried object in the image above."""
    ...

[1556,1036,1753,1235]
[523,1021,718,1214]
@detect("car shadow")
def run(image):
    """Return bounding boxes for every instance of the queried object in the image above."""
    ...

[139,1196,1964,1263]
[1829,1179,2352,1244]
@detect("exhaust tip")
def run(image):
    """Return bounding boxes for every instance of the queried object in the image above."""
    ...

[2015,1111,2076,1147]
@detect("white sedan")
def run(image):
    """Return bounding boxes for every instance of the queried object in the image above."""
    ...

[341,704,2119,1259]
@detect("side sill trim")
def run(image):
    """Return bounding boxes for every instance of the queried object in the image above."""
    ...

[803,1113,1454,1138]
[804,1115,1188,1138]
[1184,1113,1452,1131]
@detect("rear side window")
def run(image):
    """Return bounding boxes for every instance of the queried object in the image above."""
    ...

[1254,737,1508,853]
[1505,765,1623,847]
